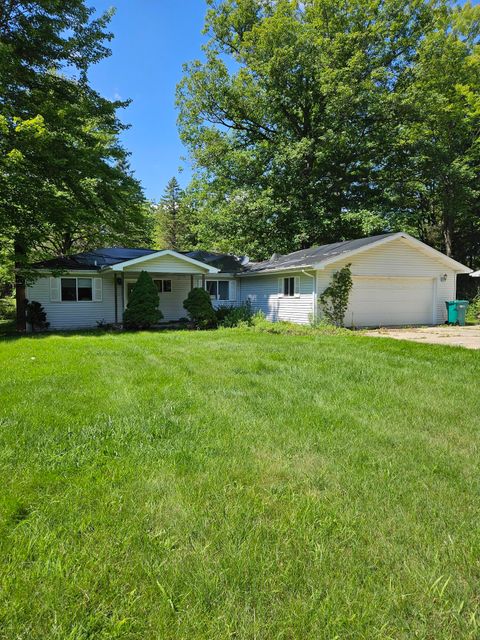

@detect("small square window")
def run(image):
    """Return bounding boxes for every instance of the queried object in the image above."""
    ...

[154,279,172,294]
[218,281,229,300]
[77,278,92,301]
[206,281,217,298]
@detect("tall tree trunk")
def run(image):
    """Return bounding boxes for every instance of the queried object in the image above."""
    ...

[14,237,26,332]
[442,206,454,257]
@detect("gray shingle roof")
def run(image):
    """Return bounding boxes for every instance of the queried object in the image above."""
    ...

[32,248,159,271]
[32,234,397,275]
[244,233,396,273]
[33,247,247,273]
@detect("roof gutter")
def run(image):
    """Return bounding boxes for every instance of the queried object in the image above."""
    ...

[241,264,311,276]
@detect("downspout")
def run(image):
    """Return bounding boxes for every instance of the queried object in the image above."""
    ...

[114,273,118,324]
[302,270,316,324]
[121,272,125,322]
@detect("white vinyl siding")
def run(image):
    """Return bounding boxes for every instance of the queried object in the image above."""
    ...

[240,273,314,324]
[316,237,456,326]
[27,274,115,330]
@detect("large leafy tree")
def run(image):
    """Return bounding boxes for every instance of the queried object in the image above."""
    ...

[177,0,480,263]
[0,1,150,328]
[384,3,480,263]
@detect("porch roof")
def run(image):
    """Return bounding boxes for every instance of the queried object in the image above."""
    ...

[102,249,220,274]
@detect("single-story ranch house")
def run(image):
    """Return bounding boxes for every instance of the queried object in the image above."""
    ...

[27,232,471,330]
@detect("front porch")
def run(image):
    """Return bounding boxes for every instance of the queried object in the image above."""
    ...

[102,249,238,323]
[120,272,205,322]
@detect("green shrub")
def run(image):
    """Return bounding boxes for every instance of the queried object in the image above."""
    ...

[123,271,162,329]
[25,300,49,331]
[183,287,217,328]
[250,312,349,336]
[319,264,353,326]
[216,301,253,327]
[0,296,15,320]
[466,295,480,324]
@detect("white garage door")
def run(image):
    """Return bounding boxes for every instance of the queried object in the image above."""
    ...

[345,277,434,327]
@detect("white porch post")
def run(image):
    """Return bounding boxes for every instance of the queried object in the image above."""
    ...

[201,274,206,289]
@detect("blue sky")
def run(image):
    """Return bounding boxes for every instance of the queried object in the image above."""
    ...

[89,1,209,202]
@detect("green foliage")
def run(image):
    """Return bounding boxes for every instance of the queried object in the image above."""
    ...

[183,287,217,328]
[319,264,353,327]
[123,271,162,329]
[153,177,193,250]
[216,301,253,327]
[466,295,480,324]
[177,0,480,265]
[25,301,49,332]
[0,297,15,321]
[250,311,349,336]
[0,1,150,273]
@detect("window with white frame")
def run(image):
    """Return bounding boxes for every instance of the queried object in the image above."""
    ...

[61,277,92,301]
[154,279,172,293]
[279,276,299,297]
[206,279,235,301]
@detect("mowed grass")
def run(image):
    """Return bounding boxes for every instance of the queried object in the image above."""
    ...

[0,329,479,640]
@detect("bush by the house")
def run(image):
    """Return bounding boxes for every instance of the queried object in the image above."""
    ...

[318,264,353,326]
[250,312,349,336]
[467,295,480,324]
[25,300,49,331]
[123,271,162,329]
[0,296,15,320]
[216,301,253,327]
[183,288,217,328]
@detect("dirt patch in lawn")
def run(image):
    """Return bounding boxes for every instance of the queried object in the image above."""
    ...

[366,325,480,350]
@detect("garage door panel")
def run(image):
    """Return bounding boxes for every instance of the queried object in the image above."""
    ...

[345,277,433,327]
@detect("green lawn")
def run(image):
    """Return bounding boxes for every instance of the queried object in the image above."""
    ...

[0,329,479,639]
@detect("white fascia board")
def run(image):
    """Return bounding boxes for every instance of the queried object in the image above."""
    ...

[103,249,220,274]
[240,265,312,276]
[31,268,100,275]
[470,270,480,277]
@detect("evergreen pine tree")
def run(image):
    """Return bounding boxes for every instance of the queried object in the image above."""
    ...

[123,271,162,329]
[154,177,187,250]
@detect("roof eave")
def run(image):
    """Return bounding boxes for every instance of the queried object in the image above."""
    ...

[102,249,220,274]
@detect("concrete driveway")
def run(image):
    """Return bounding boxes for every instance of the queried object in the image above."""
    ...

[366,325,480,350]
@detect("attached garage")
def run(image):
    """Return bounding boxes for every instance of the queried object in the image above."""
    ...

[241,232,472,327]
[345,276,434,327]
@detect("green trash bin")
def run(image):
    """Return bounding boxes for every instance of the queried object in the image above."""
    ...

[445,300,469,325]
